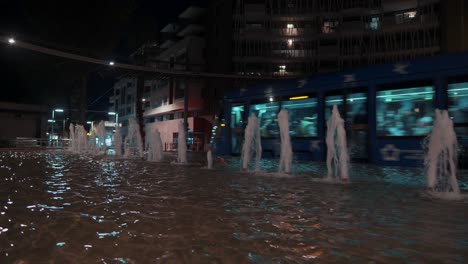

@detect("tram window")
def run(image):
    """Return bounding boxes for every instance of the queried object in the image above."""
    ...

[282,98,318,137]
[325,95,344,121]
[347,93,367,125]
[231,105,245,128]
[231,105,245,154]
[250,102,280,138]
[377,86,434,136]
[448,82,468,124]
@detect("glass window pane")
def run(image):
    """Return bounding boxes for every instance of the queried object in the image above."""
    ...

[346,93,367,125]
[230,105,245,154]
[448,82,468,124]
[448,82,468,169]
[282,98,318,137]
[376,86,434,136]
[250,102,280,138]
[325,95,344,121]
[346,93,368,160]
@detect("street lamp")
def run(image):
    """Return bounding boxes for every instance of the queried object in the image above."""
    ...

[108,112,118,126]
[8,38,15,44]
[50,108,65,146]
[51,108,64,134]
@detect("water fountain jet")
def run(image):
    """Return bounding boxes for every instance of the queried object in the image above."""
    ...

[424,109,461,200]
[325,105,349,183]
[124,119,143,158]
[146,127,163,162]
[241,113,262,171]
[176,120,188,164]
[278,109,293,174]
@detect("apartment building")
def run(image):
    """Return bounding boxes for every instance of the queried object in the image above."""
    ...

[109,6,213,151]
[231,0,453,76]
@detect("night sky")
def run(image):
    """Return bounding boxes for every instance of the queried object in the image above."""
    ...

[0,0,206,113]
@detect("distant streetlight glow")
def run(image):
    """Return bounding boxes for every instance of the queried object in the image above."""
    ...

[269,97,274,102]
[109,61,115,66]
[8,38,15,44]
[142,98,146,102]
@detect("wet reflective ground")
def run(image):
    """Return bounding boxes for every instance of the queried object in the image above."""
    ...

[0,150,467,263]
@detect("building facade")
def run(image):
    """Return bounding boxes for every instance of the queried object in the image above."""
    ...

[109,6,214,151]
[0,101,48,146]
[231,0,455,76]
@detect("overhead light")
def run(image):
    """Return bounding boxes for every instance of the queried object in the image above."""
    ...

[142,98,146,102]
[54,109,64,112]
[108,112,116,115]
[287,23,294,29]
[109,61,115,66]
[8,38,15,44]
[287,39,293,46]
[289,95,309,100]
[220,123,225,127]
[86,121,93,124]
[48,119,55,123]
[269,97,274,102]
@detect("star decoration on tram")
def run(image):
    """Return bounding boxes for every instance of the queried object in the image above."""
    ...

[380,144,401,161]
[393,63,409,74]
[297,79,308,88]
[343,74,356,83]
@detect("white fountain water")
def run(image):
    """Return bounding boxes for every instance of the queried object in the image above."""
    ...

[114,126,122,157]
[95,121,106,154]
[325,105,349,183]
[176,121,188,164]
[123,136,130,158]
[124,119,144,158]
[207,149,213,169]
[75,125,89,154]
[278,109,293,174]
[241,113,262,171]
[424,109,461,200]
[146,127,164,162]
[68,123,75,152]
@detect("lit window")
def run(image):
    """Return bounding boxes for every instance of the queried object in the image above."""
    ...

[369,17,380,30]
[322,20,339,33]
[448,82,468,125]
[376,86,434,136]
[396,11,417,24]
[249,102,280,138]
[287,23,294,29]
[275,65,287,76]
[282,98,318,137]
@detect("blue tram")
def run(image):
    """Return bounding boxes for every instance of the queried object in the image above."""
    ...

[219,51,468,167]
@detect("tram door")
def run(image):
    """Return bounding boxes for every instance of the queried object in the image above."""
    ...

[325,92,368,161]
[230,105,245,155]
